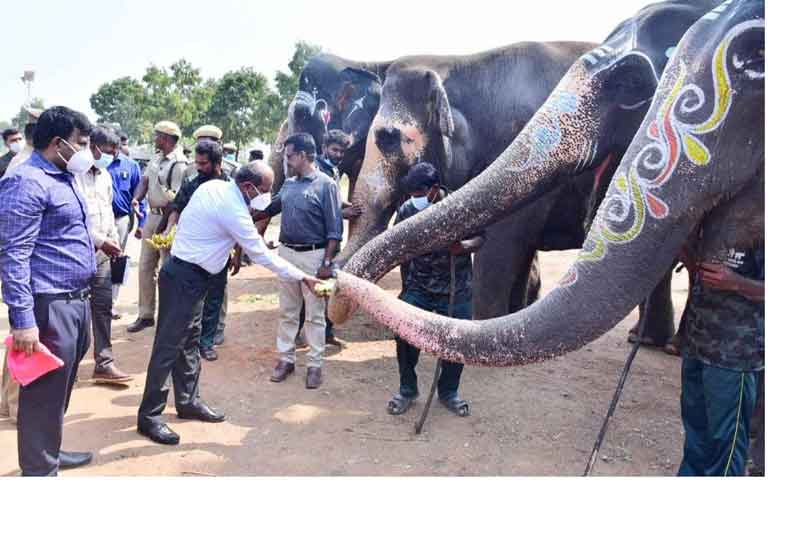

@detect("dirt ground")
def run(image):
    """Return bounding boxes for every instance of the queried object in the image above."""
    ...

[0,231,690,476]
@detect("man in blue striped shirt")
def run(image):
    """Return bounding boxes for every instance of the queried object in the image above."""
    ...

[0,106,97,476]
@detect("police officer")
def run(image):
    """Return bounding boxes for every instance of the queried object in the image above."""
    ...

[127,121,189,333]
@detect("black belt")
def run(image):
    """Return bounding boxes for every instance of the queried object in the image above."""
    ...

[34,288,90,301]
[172,256,211,277]
[283,242,327,252]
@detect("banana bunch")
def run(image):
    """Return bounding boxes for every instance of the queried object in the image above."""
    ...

[146,227,176,250]
[314,279,336,298]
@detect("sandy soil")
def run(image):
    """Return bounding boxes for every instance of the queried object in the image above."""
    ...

[0,233,690,476]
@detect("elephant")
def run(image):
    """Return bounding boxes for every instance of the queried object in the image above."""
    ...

[335,40,600,320]
[329,0,723,347]
[268,54,392,199]
[331,0,764,367]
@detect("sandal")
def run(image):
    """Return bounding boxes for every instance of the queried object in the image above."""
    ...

[387,393,416,415]
[439,394,470,417]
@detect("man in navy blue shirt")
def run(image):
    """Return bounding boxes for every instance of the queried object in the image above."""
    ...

[0,106,97,476]
[106,135,146,315]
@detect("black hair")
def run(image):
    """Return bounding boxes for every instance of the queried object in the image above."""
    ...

[2,128,19,143]
[248,149,265,161]
[194,139,222,166]
[284,132,316,161]
[398,162,440,194]
[325,129,351,149]
[32,106,92,150]
[90,125,120,148]
[235,162,264,186]
[118,131,129,143]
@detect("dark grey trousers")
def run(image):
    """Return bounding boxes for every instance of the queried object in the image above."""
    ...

[18,294,91,476]
[137,257,220,427]
[90,260,113,369]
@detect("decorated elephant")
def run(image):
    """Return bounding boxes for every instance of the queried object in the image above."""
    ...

[268,54,392,198]
[331,0,764,367]
[336,41,600,320]
[329,0,724,347]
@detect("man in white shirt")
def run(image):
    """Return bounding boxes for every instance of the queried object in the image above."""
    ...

[136,160,324,445]
[75,126,133,384]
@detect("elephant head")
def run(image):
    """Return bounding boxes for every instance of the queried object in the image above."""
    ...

[328,0,721,324]
[332,0,765,366]
[339,63,456,262]
[269,54,388,195]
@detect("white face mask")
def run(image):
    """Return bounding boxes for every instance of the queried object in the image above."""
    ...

[411,195,430,210]
[8,140,24,154]
[250,192,271,211]
[94,147,114,169]
[58,138,94,175]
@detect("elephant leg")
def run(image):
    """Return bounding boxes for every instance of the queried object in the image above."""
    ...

[509,250,540,313]
[629,265,675,347]
[473,239,536,320]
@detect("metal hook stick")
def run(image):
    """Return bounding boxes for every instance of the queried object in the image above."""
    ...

[415,253,457,435]
[583,296,651,476]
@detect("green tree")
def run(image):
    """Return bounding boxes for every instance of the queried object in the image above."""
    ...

[206,67,278,155]
[90,77,146,142]
[13,97,45,129]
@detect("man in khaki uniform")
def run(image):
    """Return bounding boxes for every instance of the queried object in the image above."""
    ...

[127,121,189,333]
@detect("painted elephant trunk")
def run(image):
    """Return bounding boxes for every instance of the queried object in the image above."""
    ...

[329,65,599,324]
[334,201,698,365]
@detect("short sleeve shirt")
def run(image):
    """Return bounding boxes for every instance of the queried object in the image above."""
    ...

[144,148,188,208]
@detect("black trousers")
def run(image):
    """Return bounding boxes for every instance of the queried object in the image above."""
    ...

[89,260,113,369]
[18,294,91,476]
[137,257,226,427]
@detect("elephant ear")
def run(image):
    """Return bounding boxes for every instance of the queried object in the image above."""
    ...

[426,70,454,138]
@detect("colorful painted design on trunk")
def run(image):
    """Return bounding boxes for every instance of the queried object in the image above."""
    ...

[562,17,763,287]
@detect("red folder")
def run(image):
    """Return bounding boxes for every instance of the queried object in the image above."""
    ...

[4,336,65,386]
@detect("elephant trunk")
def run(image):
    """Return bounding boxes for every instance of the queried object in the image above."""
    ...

[268,120,290,195]
[329,64,599,324]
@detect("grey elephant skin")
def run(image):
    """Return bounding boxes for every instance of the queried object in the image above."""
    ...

[330,0,723,346]
[269,54,392,199]
[337,40,600,321]
[333,0,764,367]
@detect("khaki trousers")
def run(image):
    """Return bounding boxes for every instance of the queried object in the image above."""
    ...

[137,213,170,320]
[276,246,325,368]
[1,349,19,422]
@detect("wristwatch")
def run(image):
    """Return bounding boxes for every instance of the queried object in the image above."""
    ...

[323,258,332,267]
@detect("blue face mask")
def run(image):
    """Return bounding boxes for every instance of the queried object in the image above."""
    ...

[94,148,114,169]
[411,195,430,210]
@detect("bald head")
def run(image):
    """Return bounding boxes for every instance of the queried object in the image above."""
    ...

[235,160,275,193]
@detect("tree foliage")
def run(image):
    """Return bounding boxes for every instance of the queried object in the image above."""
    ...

[87,42,321,149]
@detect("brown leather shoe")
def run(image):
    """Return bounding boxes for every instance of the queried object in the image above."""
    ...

[93,363,133,385]
[306,367,322,389]
[270,361,295,382]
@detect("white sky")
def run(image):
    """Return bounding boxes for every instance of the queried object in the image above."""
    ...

[1,0,653,122]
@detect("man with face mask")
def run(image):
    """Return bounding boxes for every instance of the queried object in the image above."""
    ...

[73,126,133,384]
[1,128,24,178]
[0,106,97,475]
[136,160,323,445]
[157,139,230,361]
[386,162,484,418]
[127,121,188,333]
[3,107,41,179]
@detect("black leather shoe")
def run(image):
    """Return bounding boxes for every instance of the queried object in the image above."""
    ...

[137,422,180,445]
[177,401,226,423]
[127,318,154,333]
[59,450,93,469]
[199,347,218,362]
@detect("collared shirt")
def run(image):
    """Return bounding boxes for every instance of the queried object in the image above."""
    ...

[0,151,97,329]
[170,170,230,214]
[264,168,343,245]
[317,156,340,182]
[395,197,474,299]
[108,152,147,223]
[0,151,16,178]
[171,179,306,280]
[74,166,120,265]
[2,146,33,178]
[143,147,188,208]
[683,246,764,372]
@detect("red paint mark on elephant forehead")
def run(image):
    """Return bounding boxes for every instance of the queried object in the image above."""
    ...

[558,268,578,287]
[592,153,613,191]
[648,120,660,139]
[645,191,669,219]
